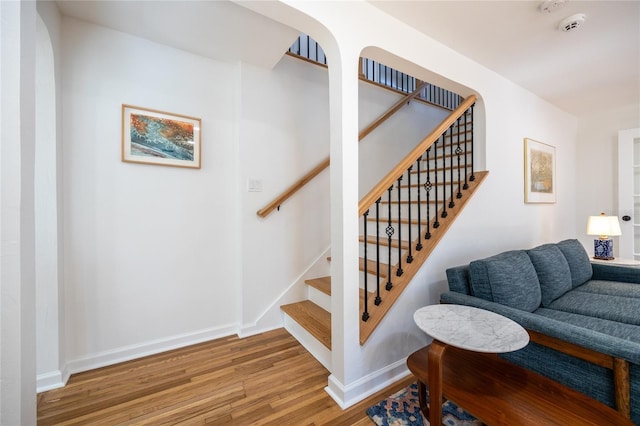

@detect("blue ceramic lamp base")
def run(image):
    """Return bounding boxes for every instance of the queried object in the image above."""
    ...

[593,238,614,260]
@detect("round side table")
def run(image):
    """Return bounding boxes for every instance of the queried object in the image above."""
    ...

[413,304,529,425]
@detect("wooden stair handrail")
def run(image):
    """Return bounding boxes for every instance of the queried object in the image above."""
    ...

[256,82,430,218]
[358,95,476,216]
[257,158,330,217]
[358,82,427,140]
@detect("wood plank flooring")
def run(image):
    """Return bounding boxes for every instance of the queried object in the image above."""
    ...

[37,328,413,425]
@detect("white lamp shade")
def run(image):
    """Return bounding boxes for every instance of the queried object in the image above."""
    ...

[586,214,622,238]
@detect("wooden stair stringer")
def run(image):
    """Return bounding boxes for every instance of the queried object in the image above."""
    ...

[359,170,489,344]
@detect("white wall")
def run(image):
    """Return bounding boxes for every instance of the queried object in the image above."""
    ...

[36,0,66,392]
[35,10,63,391]
[576,103,640,253]
[61,17,240,371]
[0,1,38,423]
[238,56,331,332]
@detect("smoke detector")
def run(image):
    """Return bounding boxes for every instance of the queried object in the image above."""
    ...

[558,13,586,32]
[539,0,566,14]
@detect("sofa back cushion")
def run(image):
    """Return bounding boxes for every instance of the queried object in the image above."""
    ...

[527,244,572,306]
[557,239,593,287]
[469,250,541,312]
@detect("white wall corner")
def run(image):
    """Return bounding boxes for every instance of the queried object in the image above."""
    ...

[324,358,410,409]
[36,364,70,393]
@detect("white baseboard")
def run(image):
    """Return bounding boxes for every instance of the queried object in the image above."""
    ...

[325,358,410,409]
[65,323,237,378]
[36,365,70,393]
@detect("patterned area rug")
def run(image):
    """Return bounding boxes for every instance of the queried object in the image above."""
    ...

[366,382,482,426]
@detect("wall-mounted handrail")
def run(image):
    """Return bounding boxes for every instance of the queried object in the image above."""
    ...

[359,82,427,140]
[256,158,330,218]
[256,82,430,218]
[358,95,476,216]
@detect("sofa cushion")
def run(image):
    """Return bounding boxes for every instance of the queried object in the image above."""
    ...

[548,291,640,326]
[535,307,640,344]
[557,239,593,288]
[527,244,572,306]
[469,250,541,311]
[574,280,640,299]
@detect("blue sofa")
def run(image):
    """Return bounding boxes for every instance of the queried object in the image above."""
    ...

[442,239,640,424]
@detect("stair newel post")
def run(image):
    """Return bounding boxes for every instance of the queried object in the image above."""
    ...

[470,104,476,182]
[455,116,463,199]
[406,165,414,263]
[362,209,370,322]
[375,197,382,306]
[463,107,470,190]
[415,155,423,251]
[396,176,404,276]
[448,124,455,209]
[425,147,433,237]
[385,185,394,291]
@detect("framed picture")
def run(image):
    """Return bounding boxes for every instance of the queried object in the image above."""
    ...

[524,138,556,203]
[122,105,201,169]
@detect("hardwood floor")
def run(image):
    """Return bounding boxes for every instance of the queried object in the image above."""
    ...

[37,328,414,425]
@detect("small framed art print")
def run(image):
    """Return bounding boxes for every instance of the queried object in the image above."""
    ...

[122,105,201,169]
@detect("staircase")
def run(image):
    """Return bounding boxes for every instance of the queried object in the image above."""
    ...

[280,96,488,366]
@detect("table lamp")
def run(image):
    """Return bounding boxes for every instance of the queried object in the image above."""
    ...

[586,212,622,260]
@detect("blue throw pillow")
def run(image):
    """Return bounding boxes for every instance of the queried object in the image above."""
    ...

[527,244,572,306]
[469,250,542,312]
[557,239,593,287]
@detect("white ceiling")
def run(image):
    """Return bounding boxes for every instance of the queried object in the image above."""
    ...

[370,0,640,117]
[55,0,300,69]
[55,0,639,117]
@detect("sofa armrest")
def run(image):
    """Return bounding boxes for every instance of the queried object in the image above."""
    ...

[591,263,640,284]
[440,291,640,365]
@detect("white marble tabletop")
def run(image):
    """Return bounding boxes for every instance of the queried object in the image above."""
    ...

[414,304,529,353]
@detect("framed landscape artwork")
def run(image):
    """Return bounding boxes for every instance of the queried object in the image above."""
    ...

[122,105,201,169]
[524,138,556,203]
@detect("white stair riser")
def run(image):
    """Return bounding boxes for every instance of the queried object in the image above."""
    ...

[308,285,331,313]
[282,312,331,370]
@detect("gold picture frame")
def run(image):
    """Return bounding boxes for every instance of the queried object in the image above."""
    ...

[122,105,201,169]
[524,138,556,203]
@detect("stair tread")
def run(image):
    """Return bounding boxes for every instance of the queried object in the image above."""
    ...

[281,300,331,350]
[399,180,466,188]
[366,217,428,225]
[360,257,390,278]
[360,235,410,250]
[305,276,331,295]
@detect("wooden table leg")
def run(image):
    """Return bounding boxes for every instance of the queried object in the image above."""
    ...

[417,379,430,419]
[428,340,447,426]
